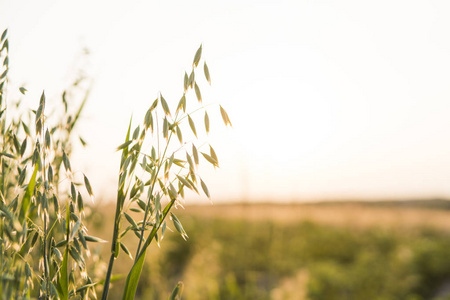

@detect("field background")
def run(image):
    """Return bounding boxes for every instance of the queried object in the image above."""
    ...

[86,200,450,300]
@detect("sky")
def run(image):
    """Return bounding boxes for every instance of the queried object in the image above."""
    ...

[2,0,450,203]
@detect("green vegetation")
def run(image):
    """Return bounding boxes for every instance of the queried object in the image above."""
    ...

[119,210,450,300]
[0,28,98,299]
[100,42,230,300]
[0,28,230,299]
[3,26,450,300]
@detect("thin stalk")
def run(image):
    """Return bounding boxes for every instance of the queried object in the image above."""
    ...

[101,188,125,300]
[41,123,50,299]
[134,103,203,257]
[0,153,5,295]
[121,198,176,300]
[101,119,133,300]
[0,202,3,297]
[43,214,50,299]
[103,169,142,299]
[175,103,211,124]
[135,126,175,257]
[136,198,175,265]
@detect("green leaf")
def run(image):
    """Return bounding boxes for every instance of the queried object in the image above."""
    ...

[188,70,195,89]
[220,105,232,127]
[186,152,195,175]
[176,126,183,144]
[184,72,188,92]
[176,175,193,190]
[19,163,38,223]
[19,166,27,185]
[70,186,81,205]
[116,140,133,151]
[70,219,81,241]
[144,107,153,131]
[120,242,133,259]
[25,262,32,278]
[58,194,71,300]
[62,151,71,172]
[137,199,147,211]
[22,121,31,136]
[204,62,211,85]
[200,178,211,199]
[176,94,186,114]
[57,247,69,300]
[20,138,27,157]
[1,29,7,42]
[84,235,107,243]
[1,39,8,52]
[194,83,202,103]
[188,115,197,137]
[50,282,59,298]
[201,152,219,167]
[19,87,27,95]
[122,248,147,300]
[77,192,84,212]
[209,145,218,164]
[45,128,51,149]
[193,44,202,67]
[130,207,144,213]
[132,125,140,140]
[124,212,138,228]
[55,240,68,248]
[12,134,20,153]
[204,111,210,134]
[70,282,98,297]
[121,156,131,173]
[79,231,88,249]
[169,282,184,300]
[163,117,169,139]
[35,91,46,123]
[171,213,188,240]
[166,183,176,201]
[79,136,87,146]
[192,144,199,165]
[0,152,15,159]
[160,94,171,116]
[150,98,158,110]
[84,174,94,197]
[62,91,68,112]
[151,146,156,161]
[69,246,85,268]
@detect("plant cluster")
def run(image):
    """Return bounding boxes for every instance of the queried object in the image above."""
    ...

[0,28,100,299]
[102,43,231,300]
[0,27,231,300]
[133,214,450,300]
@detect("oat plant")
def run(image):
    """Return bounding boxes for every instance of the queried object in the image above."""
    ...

[0,28,103,299]
[101,44,232,300]
[0,27,231,299]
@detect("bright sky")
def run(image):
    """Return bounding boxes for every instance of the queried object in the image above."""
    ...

[2,0,450,202]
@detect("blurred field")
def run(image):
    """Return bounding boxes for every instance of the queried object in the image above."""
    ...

[182,201,450,231]
[89,200,450,300]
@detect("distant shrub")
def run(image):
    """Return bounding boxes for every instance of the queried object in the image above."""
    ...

[136,216,450,300]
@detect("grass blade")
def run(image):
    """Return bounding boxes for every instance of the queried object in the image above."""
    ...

[169,282,184,300]
[19,162,38,223]
[122,248,146,300]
